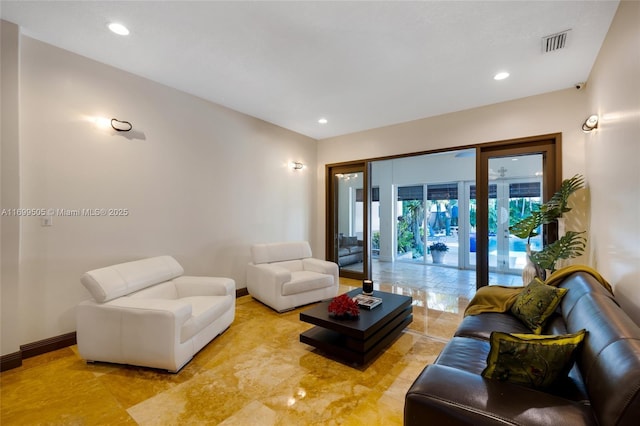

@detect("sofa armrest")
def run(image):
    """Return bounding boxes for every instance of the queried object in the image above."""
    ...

[246,263,292,307]
[172,276,235,297]
[246,263,292,287]
[405,364,595,426]
[303,258,338,275]
[302,258,339,284]
[98,297,192,322]
[76,298,193,369]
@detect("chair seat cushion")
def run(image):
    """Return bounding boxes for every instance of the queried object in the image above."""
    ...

[181,295,233,342]
[282,271,334,296]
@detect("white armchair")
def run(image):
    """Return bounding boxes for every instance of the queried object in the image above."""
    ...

[246,241,339,312]
[76,256,235,372]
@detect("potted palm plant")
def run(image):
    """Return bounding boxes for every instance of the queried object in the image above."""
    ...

[429,241,449,264]
[509,174,586,282]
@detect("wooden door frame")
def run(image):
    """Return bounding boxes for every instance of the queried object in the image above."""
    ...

[475,133,562,289]
[326,161,371,280]
[324,133,562,287]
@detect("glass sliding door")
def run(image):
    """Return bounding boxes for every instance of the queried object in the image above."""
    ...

[466,182,479,269]
[326,163,369,280]
[371,151,474,270]
[477,137,561,288]
[396,185,425,262]
[426,183,459,268]
[487,155,543,273]
[394,183,462,267]
[325,135,561,289]
[371,187,381,260]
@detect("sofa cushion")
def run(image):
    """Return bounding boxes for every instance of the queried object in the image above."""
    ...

[180,295,233,343]
[511,278,568,334]
[543,312,569,335]
[434,337,490,375]
[482,329,586,389]
[566,294,640,365]
[585,339,640,426]
[340,236,358,247]
[405,363,597,426]
[282,271,334,296]
[338,248,351,256]
[450,321,589,402]
[563,290,640,426]
[455,312,532,340]
[558,272,616,317]
[81,256,184,303]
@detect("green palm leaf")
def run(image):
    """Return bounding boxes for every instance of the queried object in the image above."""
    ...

[509,211,544,240]
[531,231,586,273]
[509,174,584,243]
[543,174,585,218]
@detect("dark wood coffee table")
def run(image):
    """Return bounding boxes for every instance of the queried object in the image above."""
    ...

[299,289,413,365]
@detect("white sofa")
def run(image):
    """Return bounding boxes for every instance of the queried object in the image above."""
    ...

[246,241,339,312]
[76,256,235,372]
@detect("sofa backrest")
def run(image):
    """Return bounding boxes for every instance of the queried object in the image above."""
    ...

[81,256,184,303]
[250,241,312,265]
[560,272,640,426]
[127,281,179,300]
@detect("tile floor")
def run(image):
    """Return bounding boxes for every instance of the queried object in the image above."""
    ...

[1,265,521,425]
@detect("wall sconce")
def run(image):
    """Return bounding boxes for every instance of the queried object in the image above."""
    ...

[582,114,599,132]
[111,118,133,132]
[291,162,304,171]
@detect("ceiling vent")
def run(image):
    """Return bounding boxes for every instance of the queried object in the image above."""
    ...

[542,30,570,53]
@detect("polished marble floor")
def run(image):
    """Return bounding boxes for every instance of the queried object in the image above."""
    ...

[371,259,524,300]
[1,266,519,425]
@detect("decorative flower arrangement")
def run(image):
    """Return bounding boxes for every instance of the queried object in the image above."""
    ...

[328,294,360,318]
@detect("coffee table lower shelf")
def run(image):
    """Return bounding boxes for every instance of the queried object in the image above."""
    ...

[300,310,412,365]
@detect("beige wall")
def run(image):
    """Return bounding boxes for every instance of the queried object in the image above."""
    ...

[585,0,640,324]
[4,34,317,349]
[1,20,21,356]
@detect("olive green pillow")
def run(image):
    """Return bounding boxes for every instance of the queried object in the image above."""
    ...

[511,278,568,334]
[482,329,586,389]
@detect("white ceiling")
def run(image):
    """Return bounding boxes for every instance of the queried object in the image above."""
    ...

[1,0,620,140]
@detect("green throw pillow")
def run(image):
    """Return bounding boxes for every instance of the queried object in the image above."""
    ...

[511,278,568,334]
[482,329,587,389]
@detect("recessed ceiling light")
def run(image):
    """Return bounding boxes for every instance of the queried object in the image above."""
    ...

[494,71,510,81]
[318,118,328,124]
[108,23,130,36]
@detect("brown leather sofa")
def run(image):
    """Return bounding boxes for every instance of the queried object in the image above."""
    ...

[404,271,640,425]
